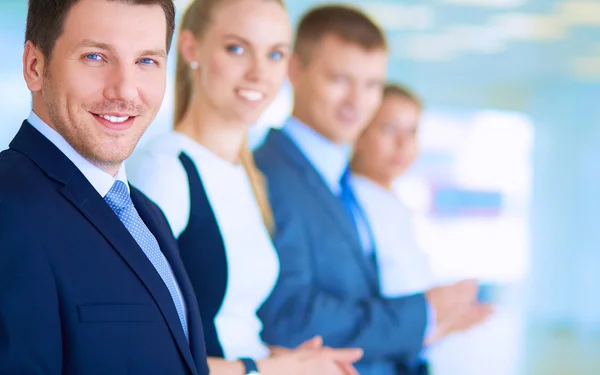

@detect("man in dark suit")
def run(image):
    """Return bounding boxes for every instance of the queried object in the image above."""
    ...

[0,0,209,374]
[255,5,489,375]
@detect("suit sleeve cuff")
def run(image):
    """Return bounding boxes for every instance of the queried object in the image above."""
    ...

[421,300,436,359]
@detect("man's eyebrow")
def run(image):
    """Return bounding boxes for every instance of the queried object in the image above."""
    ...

[73,39,167,58]
[73,39,115,53]
[140,49,168,58]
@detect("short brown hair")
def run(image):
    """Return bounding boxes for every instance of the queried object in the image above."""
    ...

[384,83,423,109]
[294,5,387,63]
[25,0,176,60]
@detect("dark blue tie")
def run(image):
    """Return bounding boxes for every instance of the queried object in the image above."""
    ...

[338,167,376,256]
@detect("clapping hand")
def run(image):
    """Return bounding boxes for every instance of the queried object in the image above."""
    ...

[424,280,494,345]
[268,336,362,375]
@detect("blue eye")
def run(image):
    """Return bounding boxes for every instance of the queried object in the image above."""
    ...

[139,58,156,65]
[85,53,103,61]
[268,51,283,60]
[227,45,244,55]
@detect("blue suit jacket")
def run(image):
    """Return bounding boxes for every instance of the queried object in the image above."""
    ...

[255,129,428,375]
[0,121,209,375]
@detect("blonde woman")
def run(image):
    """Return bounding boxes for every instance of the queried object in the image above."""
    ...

[128,1,362,375]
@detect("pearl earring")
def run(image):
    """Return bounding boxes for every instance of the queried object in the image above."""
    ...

[190,61,198,70]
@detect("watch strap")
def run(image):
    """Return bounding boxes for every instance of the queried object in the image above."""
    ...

[239,357,260,374]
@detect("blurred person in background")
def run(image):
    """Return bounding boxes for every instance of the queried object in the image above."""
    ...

[128,1,362,374]
[254,5,483,375]
[351,83,493,337]
[0,0,211,374]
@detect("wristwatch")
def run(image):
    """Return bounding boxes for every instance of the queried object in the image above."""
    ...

[239,357,260,375]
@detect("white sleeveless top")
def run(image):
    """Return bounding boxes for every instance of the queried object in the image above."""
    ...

[128,132,279,360]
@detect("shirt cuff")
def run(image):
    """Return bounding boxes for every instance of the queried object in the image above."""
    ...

[420,300,437,359]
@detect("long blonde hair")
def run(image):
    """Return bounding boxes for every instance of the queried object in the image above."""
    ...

[174,0,281,231]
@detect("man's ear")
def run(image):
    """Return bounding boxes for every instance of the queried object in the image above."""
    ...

[23,41,46,93]
[287,53,305,90]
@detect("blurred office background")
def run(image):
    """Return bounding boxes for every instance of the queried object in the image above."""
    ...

[1,0,599,373]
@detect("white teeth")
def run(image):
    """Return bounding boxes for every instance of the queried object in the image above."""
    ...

[99,114,130,123]
[237,89,264,102]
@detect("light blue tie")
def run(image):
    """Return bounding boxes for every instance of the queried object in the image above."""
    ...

[104,180,188,340]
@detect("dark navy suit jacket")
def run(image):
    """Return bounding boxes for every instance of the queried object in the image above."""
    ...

[0,121,209,375]
[255,129,428,375]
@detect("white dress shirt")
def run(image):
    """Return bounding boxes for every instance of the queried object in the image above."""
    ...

[352,174,436,297]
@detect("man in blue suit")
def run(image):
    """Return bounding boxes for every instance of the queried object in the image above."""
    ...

[255,6,484,375]
[0,0,209,374]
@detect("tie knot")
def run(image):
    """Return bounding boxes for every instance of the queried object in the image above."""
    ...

[339,165,352,189]
[104,180,132,211]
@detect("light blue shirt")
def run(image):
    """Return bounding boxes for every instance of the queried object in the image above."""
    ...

[282,116,435,358]
[282,116,351,195]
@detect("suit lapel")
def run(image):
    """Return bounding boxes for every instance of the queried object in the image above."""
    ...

[10,121,197,375]
[302,162,361,242]
[132,189,205,371]
[266,129,379,287]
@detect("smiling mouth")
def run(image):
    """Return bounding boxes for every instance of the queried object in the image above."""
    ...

[235,88,265,102]
[91,112,137,130]
[93,113,132,123]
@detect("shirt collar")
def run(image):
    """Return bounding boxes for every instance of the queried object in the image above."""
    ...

[282,116,351,195]
[27,111,129,197]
